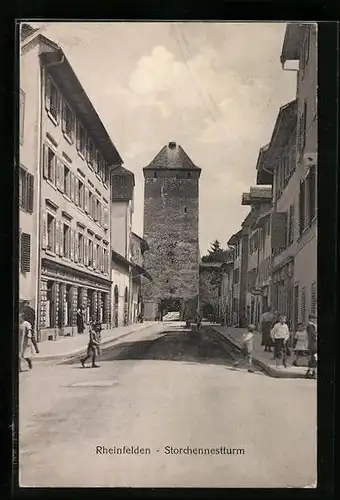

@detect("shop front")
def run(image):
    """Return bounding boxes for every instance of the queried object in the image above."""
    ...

[271,259,294,328]
[38,259,111,342]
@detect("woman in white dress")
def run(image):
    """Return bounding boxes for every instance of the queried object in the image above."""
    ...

[19,313,34,370]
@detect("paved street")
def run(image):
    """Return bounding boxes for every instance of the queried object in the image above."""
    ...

[19,322,316,488]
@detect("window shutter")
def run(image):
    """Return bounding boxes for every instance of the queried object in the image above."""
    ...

[271,212,287,254]
[70,173,75,202]
[70,229,74,260]
[56,158,61,191]
[84,187,89,213]
[290,204,295,244]
[75,178,79,206]
[43,144,49,179]
[59,161,65,193]
[76,121,80,150]
[298,180,306,236]
[61,100,66,133]
[27,173,34,213]
[59,222,64,256]
[55,220,60,255]
[103,205,109,229]
[51,153,57,185]
[20,233,31,272]
[93,244,97,269]
[311,282,317,316]
[42,211,47,249]
[74,231,79,262]
[45,75,51,111]
[84,236,88,266]
[56,92,61,125]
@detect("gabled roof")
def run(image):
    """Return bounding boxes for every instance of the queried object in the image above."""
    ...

[144,142,201,172]
[227,229,242,246]
[20,23,39,41]
[280,23,308,64]
[265,100,297,170]
[20,24,123,166]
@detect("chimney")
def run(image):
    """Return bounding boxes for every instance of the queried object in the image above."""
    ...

[168,142,176,149]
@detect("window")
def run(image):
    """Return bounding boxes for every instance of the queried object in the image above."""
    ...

[88,239,93,266]
[184,207,187,214]
[78,233,84,264]
[96,244,100,270]
[47,213,56,252]
[20,89,25,144]
[43,146,56,184]
[19,167,34,213]
[96,199,101,222]
[78,179,85,209]
[307,165,316,223]
[77,123,86,157]
[62,101,74,141]
[288,204,295,245]
[297,101,307,155]
[301,287,306,324]
[311,282,317,316]
[89,191,93,218]
[20,232,31,272]
[64,166,70,196]
[187,172,191,179]
[103,247,108,274]
[87,138,96,166]
[63,224,71,258]
[46,78,60,122]
[299,180,306,236]
[153,172,157,178]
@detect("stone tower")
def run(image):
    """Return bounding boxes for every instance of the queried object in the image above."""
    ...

[142,141,201,320]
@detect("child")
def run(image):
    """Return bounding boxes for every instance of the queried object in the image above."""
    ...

[292,322,309,366]
[270,315,290,368]
[234,324,255,373]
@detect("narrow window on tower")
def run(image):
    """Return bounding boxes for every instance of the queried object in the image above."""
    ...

[187,172,191,178]
[153,171,157,178]
[184,207,187,214]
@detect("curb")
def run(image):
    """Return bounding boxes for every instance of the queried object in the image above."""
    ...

[211,327,309,379]
[35,323,162,363]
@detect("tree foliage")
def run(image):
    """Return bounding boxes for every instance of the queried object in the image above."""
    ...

[202,240,233,262]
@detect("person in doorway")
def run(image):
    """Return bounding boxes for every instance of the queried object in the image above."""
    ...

[19,313,35,371]
[293,322,309,366]
[305,315,317,379]
[270,315,290,368]
[80,320,100,368]
[20,300,39,354]
[260,307,274,352]
[77,307,85,334]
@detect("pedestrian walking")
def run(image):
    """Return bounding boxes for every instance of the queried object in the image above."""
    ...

[260,307,274,352]
[77,307,85,334]
[80,320,100,368]
[19,313,35,371]
[270,315,290,368]
[94,320,102,356]
[292,322,309,366]
[234,324,256,373]
[305,315,317,379]
[20,300,40,353]
[196,310,202,331]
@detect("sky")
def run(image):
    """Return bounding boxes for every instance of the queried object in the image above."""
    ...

[29,21,297,255]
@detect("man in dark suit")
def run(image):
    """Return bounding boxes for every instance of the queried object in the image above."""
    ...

[21,300,39,354]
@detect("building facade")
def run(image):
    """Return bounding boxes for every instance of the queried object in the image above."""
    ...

[20,27,123,341]
[142,142,201,321]
[19,25,41,313]
[280,23,317,327]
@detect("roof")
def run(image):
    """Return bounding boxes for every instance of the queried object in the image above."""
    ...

[20,23,39,41]
[112,165,135,183]
[111,250,152,280]
[253,210,272,229]
[265,100,297,170]
[227,229,242,246]
[280,23,308,64]
[31,33,123,166]
[131,232,149,252]
[144,142,201,172]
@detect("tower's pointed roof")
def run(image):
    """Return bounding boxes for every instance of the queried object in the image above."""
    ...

[144,142,201,171]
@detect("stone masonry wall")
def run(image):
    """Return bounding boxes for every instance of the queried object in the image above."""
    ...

[143,173,199,304]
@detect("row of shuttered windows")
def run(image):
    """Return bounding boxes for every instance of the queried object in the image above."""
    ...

[43,211,110,274]
[45,76,110,186]
[43,143,109,229]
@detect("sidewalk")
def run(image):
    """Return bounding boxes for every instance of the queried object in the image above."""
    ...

[211,326,312,379]
[34,322,162,362]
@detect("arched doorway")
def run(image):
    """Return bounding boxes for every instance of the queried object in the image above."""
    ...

[124,287,129,325]
[202,303,213,321]
[114,285,119,327]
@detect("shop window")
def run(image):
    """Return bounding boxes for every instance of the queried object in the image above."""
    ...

[46,281,55,328]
